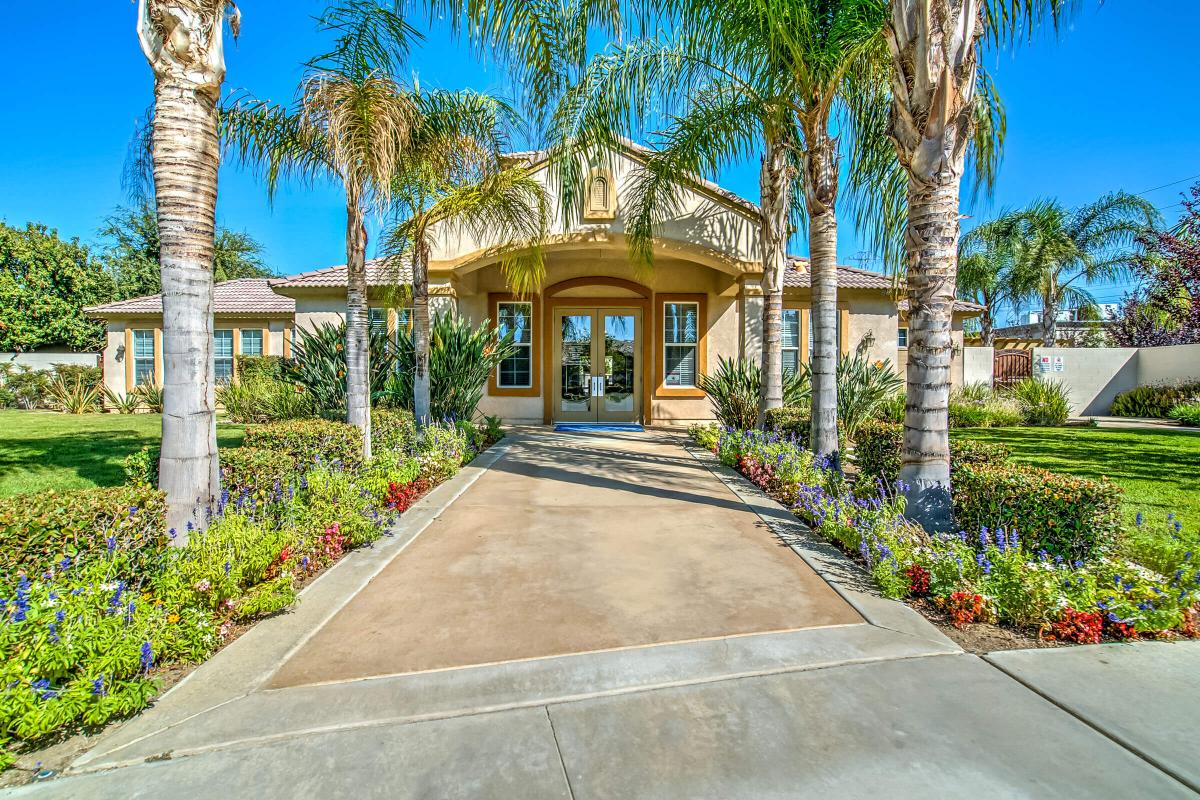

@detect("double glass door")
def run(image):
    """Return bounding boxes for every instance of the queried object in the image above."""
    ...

[554,307,641,423]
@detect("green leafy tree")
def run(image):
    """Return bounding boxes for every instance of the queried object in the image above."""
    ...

[100,204,274,298]
[0,222,116,352]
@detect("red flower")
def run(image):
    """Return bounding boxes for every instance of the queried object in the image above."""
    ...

[904,564,931,597]
[944,592,985,627]
[1043,608,1103,644]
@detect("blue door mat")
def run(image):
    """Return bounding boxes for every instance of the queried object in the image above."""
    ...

[554,423,645,433]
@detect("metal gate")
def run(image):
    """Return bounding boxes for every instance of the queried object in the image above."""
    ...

[993,349,1032,388]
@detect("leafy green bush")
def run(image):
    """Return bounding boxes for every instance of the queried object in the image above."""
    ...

[4,366,50,409]
[243,418,363,471]
[123,446,159,488]
[698,357,811,430]
[234,355,285,381]
[875,392,905,423]
[762,406,845,453]
[134,383,164,413]
[52,364,101,389]
[219,447,301,502]
[103,386,143,414]
[953,462,1122,560]
[358,449,423,508]
[852,421,1009,485]
[1168,402,1200,427]
[0,486,167,580]
[300,465,386,548]
[1006,377,1070,426]
[1119,512,1198,577]
[372,408,417,452]
[285,322,399,414]
[1110,381,1200,418]
[217,376,311,424]
[416,423,471,482]
[381,313,518,421]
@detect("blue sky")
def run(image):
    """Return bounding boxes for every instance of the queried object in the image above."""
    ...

[1,1,1196,325]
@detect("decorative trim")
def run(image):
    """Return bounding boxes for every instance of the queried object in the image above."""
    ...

[152,327,163,388]
[489,293,542,398]
[283,325,293,359]
[655,293,708,399]
[123,327,134,393]
[582,166,618,221]
[544,276,651,299]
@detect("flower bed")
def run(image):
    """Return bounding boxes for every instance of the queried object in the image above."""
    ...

[691,424,1200,646]
[0,411,500,770]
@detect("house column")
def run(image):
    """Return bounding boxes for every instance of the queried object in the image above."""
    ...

[739,277,764,364]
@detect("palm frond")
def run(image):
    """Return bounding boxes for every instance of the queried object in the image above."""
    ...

[220,98,335,200]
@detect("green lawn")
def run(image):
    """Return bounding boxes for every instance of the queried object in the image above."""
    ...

[0,410,245,496]
[952,426,1200,533]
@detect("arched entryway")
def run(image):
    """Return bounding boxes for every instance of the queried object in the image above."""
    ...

[541,277,652,425]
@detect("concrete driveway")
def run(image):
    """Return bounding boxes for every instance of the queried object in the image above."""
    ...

[5,429,1197,798]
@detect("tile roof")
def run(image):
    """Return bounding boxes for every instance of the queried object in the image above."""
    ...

[269,259,413,289]
[897,298,986,314]
[84,278,295,317]
[783,258,895,290]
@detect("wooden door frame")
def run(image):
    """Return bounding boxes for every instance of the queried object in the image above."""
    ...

[541,278,653,425]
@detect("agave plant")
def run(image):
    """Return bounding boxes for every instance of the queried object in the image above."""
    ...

[698,358,811,431]
[380,313,517,422]
[46,374,102,414]
[827,334,903,440]
[284,322,400,414]
[134,383,165,413]
[103,387,144,414]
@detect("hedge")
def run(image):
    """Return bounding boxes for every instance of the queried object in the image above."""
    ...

[853,420,1010,485]
[372,409,417,453]
[953,462,1122,560]
[0,486,167,581]
[1110,382,1200,418]
[764,407,846,454]
[242,418,362,471]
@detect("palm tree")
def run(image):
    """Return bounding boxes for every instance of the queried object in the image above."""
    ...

[381,94,549,423]
[997,193,1159,346]
[552,0,891,469]
[136,0,241,542]
[221,2,423,459]
[957,214,1037,346]
[883,0,1075,530]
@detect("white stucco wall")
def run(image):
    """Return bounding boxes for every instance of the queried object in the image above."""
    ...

[1030,347,1139,416]
[1136,343,1200,387]
[963,347,994,387]
[0,351,99,371]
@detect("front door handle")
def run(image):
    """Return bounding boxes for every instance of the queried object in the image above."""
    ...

[591,376,606,397]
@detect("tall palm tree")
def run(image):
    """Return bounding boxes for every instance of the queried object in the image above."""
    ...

[381,93,549,422]
[221,2,422,459]
[997,193,1159,345]
[884,0,1074,530]
[957,213,1037,346]
[552,0,891,469]
[136,0,241,543]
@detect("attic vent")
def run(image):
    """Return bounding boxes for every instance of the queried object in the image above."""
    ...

[590,176,609,210]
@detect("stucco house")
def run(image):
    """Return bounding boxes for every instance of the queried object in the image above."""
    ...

[87,143,981,423]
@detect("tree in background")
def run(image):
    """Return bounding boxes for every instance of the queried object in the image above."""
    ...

[989,193,1158,346]
[221,2,424,459]
[0,223,115,352]
[137,0,241,542]
[957,212,1039,346]
[100,204,274,298]
[1114,183,1200,346]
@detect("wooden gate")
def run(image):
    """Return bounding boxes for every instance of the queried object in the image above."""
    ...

[993,349,1032,388]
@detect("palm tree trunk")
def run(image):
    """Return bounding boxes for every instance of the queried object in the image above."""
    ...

[898,177,961,532]
[980,299,994,347]
[412,239,432,425]
[1041,292,1058,347]
[147,62,222,545]
[805,132,840,469]
[757,135,789,427]
[345,199,371,459]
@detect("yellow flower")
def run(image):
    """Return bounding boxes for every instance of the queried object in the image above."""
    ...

[167,613,180,624]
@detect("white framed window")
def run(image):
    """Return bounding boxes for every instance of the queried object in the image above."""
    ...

[214,330,234,384]
[368,308,388,337]
[132,329,155,387]
[782,310,800,377]
[663,301,699,388]
[897,326,909,348]
[496,301,533,388]
[240,328,263,356]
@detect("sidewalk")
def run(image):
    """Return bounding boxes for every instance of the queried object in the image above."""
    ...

[4,430,1196,799]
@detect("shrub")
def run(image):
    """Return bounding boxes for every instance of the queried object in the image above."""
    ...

[876,392,905,423]
[123,446,159,488]
[762,407,845,453]
[217,376,311,424]
[953,462,1122,560]
[103,386,143,414]
[383,313,519,422]
[357,449,422,508]
[1168,403,1200,426]
[243,418,363,471]
[219,447,301,503]
[0,486,167,580]
[284,322,399,414]
[698,357,811,430]
[4,366,50,409]
[299,465,387,548]
[1110,381,1200,418]
[835,334,903,439]
[948,397,1024,428]
[1119,512,1198,577]
[1006,377,1070,426]
[52,364,101,389]
[234,355,285,381]
[134,383,165,413]
[372,408,417,453]
[852,421,1009,484]
[689,423,720,451]
[45,373,102,414]
[416,423,471,482]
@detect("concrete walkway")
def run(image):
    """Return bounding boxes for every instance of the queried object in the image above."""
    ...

[5,430,1198,798]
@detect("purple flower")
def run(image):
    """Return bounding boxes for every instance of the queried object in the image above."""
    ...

[91,676,106,696]
[976,552,992,575]
[1135,511,1144,527]
[140,641,154,672]
[55,609,65,623]
[106,535,116,554]
[59,556,71,570]
[47,623,59,644]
